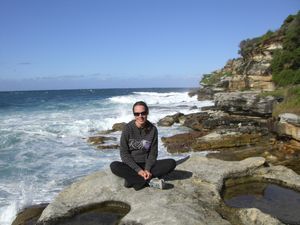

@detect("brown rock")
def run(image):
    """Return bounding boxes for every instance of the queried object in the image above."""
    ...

[157,113,184,127]
[161,131,209,153]
[97,144,120,150]
[12,204,48,225]
[88,136,117,145]
[191,132,264,151]
[181,112,210,130]
[274,113,300,141]
[112,122,126,132]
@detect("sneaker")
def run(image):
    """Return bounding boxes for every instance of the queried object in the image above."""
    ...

[148,178,165,189]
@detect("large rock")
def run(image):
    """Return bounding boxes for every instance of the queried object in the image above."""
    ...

[162,111,271,154]
[279,113,300,141]
[270,113,300,141]
[112,122,126,132]
[87,136,119,150]
[36,156,300,225]
[188,86,226,101]
[181,112,210,130]
[161,131,208,153]
[191,131,264,151]
[162,129,271,154]
[214,91,277,117]
[157,113,184,127]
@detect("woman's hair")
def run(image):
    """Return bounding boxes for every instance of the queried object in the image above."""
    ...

[132,101,149,114]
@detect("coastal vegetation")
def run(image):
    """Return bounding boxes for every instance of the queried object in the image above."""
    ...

[201,72,232,86]
[200,10,300,116]
[270,11,300,116]
[238,30,279,59]
[271,11,300,87]
[272,85,300,116]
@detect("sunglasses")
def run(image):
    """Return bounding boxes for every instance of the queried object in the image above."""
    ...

[133,111,147,116]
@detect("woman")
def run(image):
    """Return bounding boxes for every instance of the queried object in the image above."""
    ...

[110,101,176,191]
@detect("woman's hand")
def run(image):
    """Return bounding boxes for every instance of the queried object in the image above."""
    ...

[138,170,147,179]
[144,170,152,180]
[138,169,152,180]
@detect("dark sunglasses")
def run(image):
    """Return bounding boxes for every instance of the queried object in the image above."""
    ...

[133,111,147,116]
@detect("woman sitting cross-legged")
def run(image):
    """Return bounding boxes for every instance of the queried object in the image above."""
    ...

[110,101,176,191]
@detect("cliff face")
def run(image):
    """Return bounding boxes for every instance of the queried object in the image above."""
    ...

[197,15,300,93]
[201,39,283,93]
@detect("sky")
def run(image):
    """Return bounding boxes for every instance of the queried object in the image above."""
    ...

[0,0,299,91]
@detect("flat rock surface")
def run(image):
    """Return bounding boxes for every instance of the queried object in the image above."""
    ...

[37,156,300,225]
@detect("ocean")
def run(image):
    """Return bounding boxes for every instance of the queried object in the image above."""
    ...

[0,88,213,224]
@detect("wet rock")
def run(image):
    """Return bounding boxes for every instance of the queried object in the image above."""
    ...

[157,113,184,127]
[188,87,216,100]
[207,137,300,174]
[157,115,175,126]
[88,136,118,150]
[87,136,117,145]
[12,203,48,225]
[162,124,271,154]
[97,144,119,150]
[189,106,198,110]
[191,132,265,152]
[161,131,208,153]
[112,122,126,132]
[180,112,210,130]
[97,122,126,135]
[201,105,217,111]
[220,179,300,224]
[87,123,125,150]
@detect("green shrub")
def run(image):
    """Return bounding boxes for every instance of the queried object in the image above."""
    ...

[259,88,285,98]
[261,30,275,42]
[201,73,222,86]
[271,11,300,87]
[283,14,295,25]
[272,85,300,116]
[273,69,300,86]
[283,12,300,50]
[238,30,276,58]
[201,72,233,86]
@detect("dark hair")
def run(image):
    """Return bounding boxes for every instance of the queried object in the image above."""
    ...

[132,101,149,114]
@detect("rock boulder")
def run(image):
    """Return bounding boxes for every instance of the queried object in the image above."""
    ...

[214,91,277,117]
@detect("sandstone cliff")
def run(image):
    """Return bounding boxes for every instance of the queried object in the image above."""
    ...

[190,11,299,98]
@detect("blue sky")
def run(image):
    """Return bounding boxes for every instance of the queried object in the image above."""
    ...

[0,0,299,91]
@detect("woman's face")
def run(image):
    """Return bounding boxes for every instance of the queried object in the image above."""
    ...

[133,105,148,128]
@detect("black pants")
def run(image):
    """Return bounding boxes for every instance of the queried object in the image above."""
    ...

[110,159,176,191]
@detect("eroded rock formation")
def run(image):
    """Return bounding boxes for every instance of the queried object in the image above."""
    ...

[36,155,300,225]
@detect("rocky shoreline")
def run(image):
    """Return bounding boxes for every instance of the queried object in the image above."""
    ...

[15,155,300,225]
[13,12,300,225]
[159,98,300,174]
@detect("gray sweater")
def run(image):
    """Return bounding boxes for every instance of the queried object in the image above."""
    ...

[120,120,158,172]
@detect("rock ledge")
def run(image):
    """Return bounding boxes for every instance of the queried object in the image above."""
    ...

[37,155,300,225]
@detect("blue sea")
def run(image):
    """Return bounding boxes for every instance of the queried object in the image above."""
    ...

[0,88,213,224]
